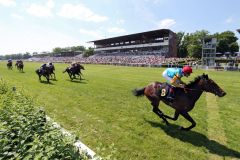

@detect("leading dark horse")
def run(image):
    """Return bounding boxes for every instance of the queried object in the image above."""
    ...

[133,74,226,131]
[35,67,51,83]
[63,64,85,80]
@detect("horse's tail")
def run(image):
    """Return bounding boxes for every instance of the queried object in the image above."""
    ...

[132,88,145,97]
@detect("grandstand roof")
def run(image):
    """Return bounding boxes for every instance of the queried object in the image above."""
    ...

[89,29,173,44]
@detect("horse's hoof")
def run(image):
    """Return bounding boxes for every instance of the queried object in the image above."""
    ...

[162,120,170,125]
[178,126,189,131]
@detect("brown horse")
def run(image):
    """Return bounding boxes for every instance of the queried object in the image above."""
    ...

[133,74,226,131]
[7,62,13,70]
[15,60,24,72]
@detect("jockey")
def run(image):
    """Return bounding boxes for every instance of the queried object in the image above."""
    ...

[8,59,12,63]
[40,63,47,72]
[162,66,193,101]
[47,62,53,66]
[162,66,192,87]
[47,62,54,68]
[70,61,78,68]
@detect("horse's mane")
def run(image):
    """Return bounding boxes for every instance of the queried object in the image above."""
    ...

[186,74,207,88]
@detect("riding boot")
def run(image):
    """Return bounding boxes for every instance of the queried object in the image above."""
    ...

[167,91,175,103]
[167,96,174,103]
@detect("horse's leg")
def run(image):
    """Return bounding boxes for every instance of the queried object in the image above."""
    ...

[69,73,73,80]
[179,112,196,131]
[164,110,180,121]
[152,101,169,125]
[46,75,50,83]
[79,72,82,80]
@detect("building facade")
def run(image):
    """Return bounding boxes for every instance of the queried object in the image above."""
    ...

[89,29,177,57]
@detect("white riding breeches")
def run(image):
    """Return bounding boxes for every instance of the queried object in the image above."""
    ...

[162,70,172,82]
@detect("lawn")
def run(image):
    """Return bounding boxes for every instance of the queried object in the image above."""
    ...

[0,62,239,159]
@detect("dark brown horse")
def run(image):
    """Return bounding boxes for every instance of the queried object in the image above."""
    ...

[7,61,13,70]
[35,67,51,83]
[133,74,226,131]
[15,60,24,72]
[63,64,85,80]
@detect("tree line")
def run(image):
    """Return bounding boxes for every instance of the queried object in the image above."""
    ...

[177,30,239,58]
[0,46,94,60]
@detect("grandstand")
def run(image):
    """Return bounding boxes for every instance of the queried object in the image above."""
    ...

[89,29,177,57]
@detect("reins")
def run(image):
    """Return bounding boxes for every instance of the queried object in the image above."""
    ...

[184,88,205,92]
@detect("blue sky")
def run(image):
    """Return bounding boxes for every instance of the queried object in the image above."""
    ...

[0,0,239,54]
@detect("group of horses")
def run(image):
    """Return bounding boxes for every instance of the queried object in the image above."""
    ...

[7,61,85,83]
[35,63,85,83]
[7,60,24,72]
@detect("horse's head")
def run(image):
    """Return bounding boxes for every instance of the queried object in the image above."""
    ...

[200,74,226,97]
[63,67,70,73]
[80,65,85,70]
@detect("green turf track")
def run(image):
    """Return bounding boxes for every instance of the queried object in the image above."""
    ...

[0,62,239,160]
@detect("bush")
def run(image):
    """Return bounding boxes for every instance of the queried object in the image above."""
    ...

[0,80,89,159]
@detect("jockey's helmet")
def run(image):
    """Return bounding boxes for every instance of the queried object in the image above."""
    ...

[182,66,192,74]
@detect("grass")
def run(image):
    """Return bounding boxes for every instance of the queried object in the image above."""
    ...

[0,62,239,159]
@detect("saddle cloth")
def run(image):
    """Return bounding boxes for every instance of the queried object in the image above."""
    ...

[156,83,174,97]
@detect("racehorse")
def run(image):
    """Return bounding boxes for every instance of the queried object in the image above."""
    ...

[63,64,85,80]
[7,61,13,70]
[15,60,24,72]
[48,64,56,79]
[35,67,51,83]
[133,74,226,131]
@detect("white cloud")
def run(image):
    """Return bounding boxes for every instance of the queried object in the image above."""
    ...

[46,0,54,8]
[0,0,16,7]
[0,25,87,54]
[79,29,103,39]
[107,27,126,34]
[157,18,176,29]
[11,13,24,20]
[116,19,125,25]
[58,3,108,22]
[225,17,233,24]
[26,0,54,18]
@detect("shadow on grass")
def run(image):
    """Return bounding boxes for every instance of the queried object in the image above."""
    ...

[145,119,240,159]
[39,81,54,85]
[66,79,87,84]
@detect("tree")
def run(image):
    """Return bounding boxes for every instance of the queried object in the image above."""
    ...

[217,40,229,53]
[187,44,202,58]
[176,32,188,57]
[229,42,239,54]
[214,31,239,53]
[83,47,94,57]
[53,47,62,53]
[184,30,210,58]
[23,52,31,59]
